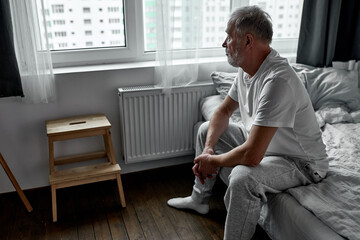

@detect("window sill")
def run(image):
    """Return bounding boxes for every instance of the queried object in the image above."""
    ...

[53,60,157,75]
[53,53,296,75]
[53,56,229,75]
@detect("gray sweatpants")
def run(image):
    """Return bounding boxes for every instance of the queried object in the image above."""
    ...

[191,121,318,240]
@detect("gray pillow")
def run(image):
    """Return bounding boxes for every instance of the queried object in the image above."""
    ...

[292,64,360,111]
[200,95,241,123]
[210,71,237,99]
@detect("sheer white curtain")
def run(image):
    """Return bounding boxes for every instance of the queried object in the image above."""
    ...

[9,0,55,104]
[155,0,204,91]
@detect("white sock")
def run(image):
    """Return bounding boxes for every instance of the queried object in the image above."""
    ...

[167,196,209,214]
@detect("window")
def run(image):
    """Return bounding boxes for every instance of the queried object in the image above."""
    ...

[52,4,64,13]
[58,43,68,48]
[38,0,125,54]
[111,29,122,35]
[108,7,120,12]
[109,18,120,24]
[53,19,65,25]
[37,0,303,67]
[54,31,66,37]
[83,7,91,13]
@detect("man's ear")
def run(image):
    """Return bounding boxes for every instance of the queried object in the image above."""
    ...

[245,34,254,46]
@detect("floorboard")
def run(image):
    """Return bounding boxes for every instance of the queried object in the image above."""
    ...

[0,163,271,240]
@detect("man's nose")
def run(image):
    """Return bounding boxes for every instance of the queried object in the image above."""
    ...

[222,37,228,48]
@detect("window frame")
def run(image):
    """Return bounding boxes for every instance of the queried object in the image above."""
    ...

[50,0,301,68]
[51,0,144,67]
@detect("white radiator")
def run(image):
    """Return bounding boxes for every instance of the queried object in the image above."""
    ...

[118,83,216,164]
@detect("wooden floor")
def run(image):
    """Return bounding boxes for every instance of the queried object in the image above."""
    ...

[0,163,271,240]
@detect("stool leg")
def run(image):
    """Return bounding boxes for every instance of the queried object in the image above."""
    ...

[116,174,126,207]
[51,185,57,222]
[48,138,55,174]
[104,129,116,164]
[0,153,33,212]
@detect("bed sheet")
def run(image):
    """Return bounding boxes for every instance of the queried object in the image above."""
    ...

[287,123,360,240]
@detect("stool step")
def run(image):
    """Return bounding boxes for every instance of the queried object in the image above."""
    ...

[50,162,121,186]
[46,114,111,135]
[54,151,107,165]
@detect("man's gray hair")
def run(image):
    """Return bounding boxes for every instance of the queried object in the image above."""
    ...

[227,5,273,44]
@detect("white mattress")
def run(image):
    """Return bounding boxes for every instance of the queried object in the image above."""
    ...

[258,193,343,240]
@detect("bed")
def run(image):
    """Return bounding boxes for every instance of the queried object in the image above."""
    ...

[196,62,360,240]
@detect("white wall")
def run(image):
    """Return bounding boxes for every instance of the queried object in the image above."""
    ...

[0,61,236,194]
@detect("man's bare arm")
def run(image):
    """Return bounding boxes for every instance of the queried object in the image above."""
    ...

[195,125,278,181]
[204,95,239,151]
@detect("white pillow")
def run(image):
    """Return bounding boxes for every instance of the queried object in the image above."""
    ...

[200,95,241,123]
[200,95,223,121]
[210,71,237,99]
[292,64,360,111]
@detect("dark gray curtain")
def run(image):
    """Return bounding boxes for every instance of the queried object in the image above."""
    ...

[0,0,23,98]
[296,0,360,67]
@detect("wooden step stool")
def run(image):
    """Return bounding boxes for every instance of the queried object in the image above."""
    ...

[46,114,126,222]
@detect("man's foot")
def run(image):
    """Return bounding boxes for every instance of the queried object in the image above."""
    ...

[167,196,209,214]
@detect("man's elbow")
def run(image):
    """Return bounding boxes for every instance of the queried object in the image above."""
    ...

[248,158,262,167]
[244,151,263,167]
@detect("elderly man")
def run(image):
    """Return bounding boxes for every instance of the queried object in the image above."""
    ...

[167,5,328,240]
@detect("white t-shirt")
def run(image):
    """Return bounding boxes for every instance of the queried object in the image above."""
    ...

[228,49,328,176]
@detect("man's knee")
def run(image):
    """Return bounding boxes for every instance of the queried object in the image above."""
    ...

[227,166,257,192]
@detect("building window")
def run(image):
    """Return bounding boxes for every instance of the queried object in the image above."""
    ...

[54,31,67,37]
[110,40,122,45]
[53,20,65,25]
[51,4,64,13]
[109,18,120,24]
[111,29,122,34]
[84,19,91,25]
[58,43,68,48]
[108,7,120,12]
[85,30,92,36]
[83,7,91,13]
